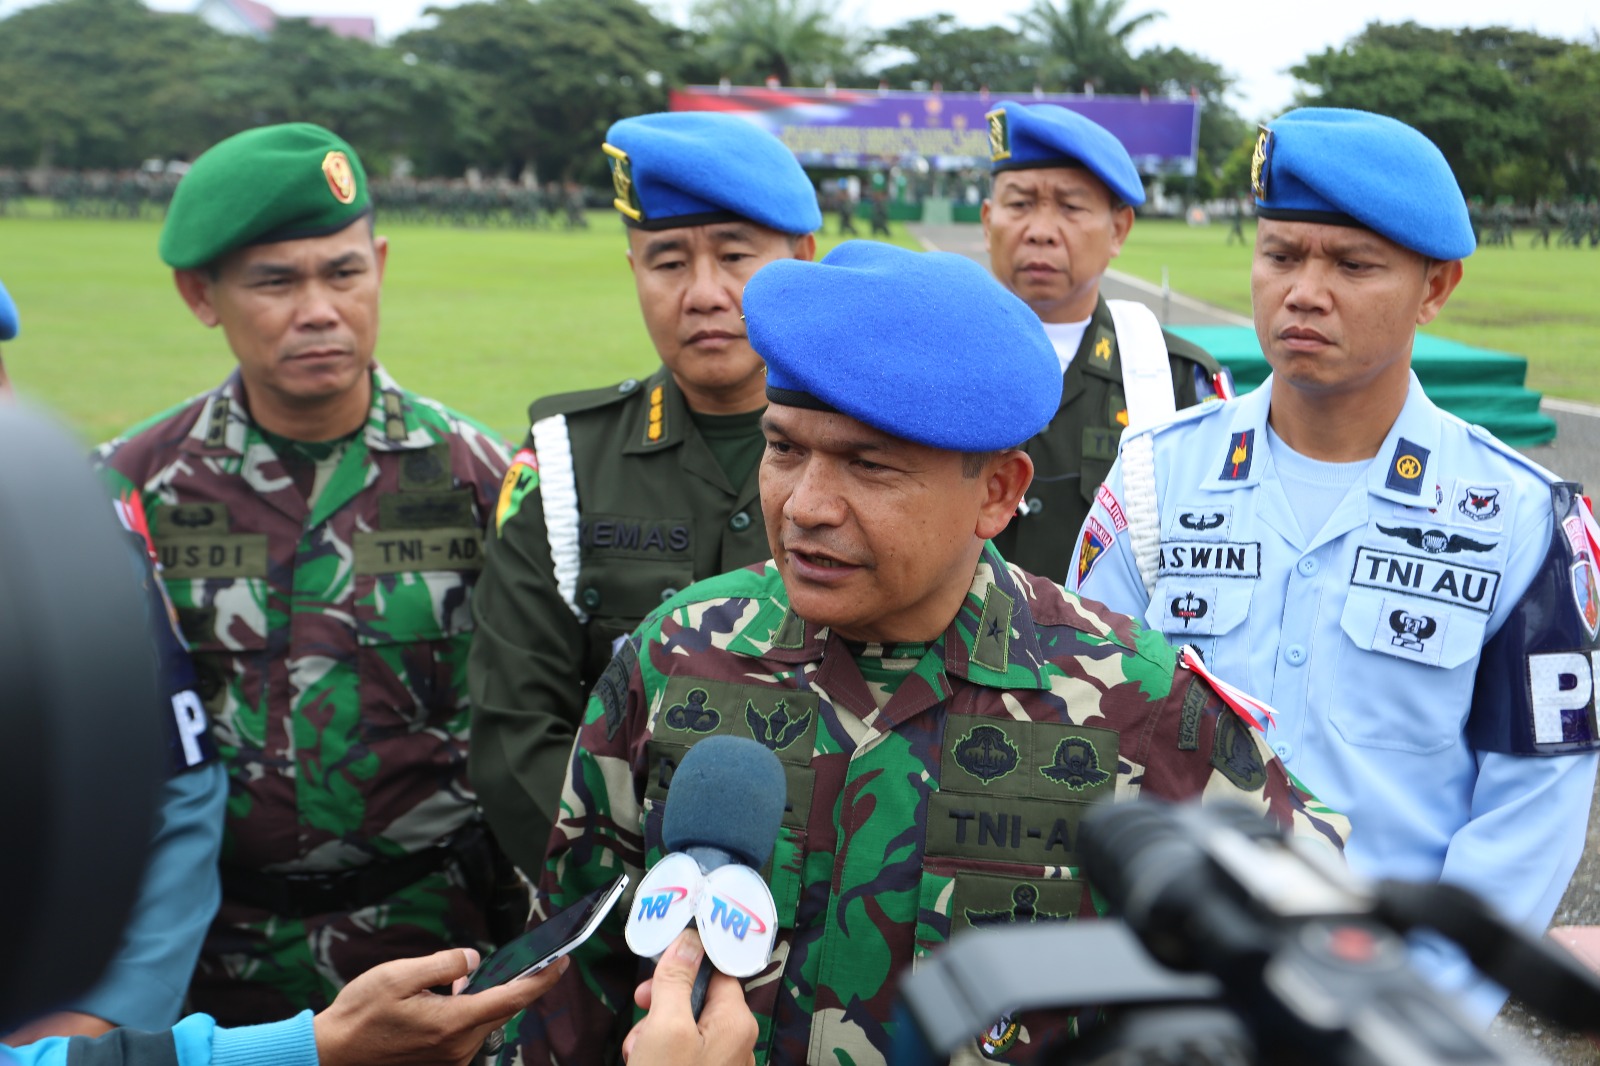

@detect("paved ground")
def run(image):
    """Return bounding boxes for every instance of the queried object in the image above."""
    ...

[908,222,1600,1062]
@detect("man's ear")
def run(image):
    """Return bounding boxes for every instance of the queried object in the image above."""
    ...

[792,232,817,263]
[173,269,221,328]
[975,450,1034,540]
[371,235,390,284]
[1108,204,1135,258]
[1416,258,1464,327]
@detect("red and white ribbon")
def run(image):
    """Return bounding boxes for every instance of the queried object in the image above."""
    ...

[1178,644,1278,733]
[1581,496,1600,563]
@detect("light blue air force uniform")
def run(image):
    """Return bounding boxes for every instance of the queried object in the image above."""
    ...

[1073,372,1599,1019]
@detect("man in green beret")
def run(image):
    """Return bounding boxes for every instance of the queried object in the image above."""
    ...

[95,123,519,1025]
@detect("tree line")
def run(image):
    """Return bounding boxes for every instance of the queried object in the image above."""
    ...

[0,0,1595,203]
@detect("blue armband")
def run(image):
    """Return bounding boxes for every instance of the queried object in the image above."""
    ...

[1468,482,1600,755]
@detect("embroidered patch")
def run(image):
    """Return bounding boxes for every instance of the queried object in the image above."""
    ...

[1177,677,1207,751]
[1091,333,1113,364]
[1211,711,1266,792]
[663,687,722,733]
[1095,483,1128,532]
[596,637,637,740]
[1157,541,1261,579]
[495,448,540,535]
[1176,508,1229,536]
[1076,516,1113,586]
[973,584,1013,673]
[745,698,811,753]
[980,1015,1022,1058]
[1375,525,1495,556]
[1371,597,1449,666]
[1219,430,1254,481]
[1449,479,1507,532]
[1039,737,1110,791]
[400,443,451,491]
[965,884,1070,928]
[1574,559,1600,640]
[156,502,226,534]
[1168,588,1213,630]
[1351,547,1501,614]
[952,723,1021,785]
[1385,438,1430,495]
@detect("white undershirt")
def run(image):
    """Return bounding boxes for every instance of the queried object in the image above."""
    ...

[1039,317,1093,375]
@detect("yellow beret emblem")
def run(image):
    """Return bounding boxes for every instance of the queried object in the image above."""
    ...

[602,142,643,223]
[986,108,1010,163]
[322,150,357,205]
[1250,126,1272,200]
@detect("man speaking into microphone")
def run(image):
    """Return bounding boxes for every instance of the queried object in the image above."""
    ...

[514,243,1348,1066]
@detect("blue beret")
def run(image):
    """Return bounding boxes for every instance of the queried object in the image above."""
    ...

[747,242,1062,452]
[986,101,1145,207]
[1252,107,1474,260]
[0,279,17,341]
[603,112,821,235]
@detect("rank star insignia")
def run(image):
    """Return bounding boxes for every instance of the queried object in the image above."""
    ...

[321,150,357,205]
[1250,126,1272,200]
[745,698,810,752]
[1039,737,1110,790]
[602,142,643,222]
[664,688,722,733]
[953,723,1020,784]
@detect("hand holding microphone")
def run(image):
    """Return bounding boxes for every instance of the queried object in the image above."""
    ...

[625,735,787,1014]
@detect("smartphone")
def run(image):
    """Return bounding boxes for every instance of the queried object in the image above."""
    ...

[463,875,630,994]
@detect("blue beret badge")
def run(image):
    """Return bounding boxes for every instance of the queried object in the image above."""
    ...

[603,143,643,223]
[1250,126,1272,200]
[987,108,1010,164]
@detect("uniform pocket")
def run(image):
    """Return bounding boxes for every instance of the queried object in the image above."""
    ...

[354,567,477,730]
[1331,586,1484,753]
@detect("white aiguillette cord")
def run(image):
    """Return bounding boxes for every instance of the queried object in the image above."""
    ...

[1178,644,1278,733]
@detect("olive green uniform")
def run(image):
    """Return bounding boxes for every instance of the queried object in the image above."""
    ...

[992,296,1224,583]
[468,368,770,874]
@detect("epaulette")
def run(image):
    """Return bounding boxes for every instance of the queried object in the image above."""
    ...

[1138,391,1231,441]
[1463,421,1566,486]
[1162,329,1223,374]
[527,375,651,424]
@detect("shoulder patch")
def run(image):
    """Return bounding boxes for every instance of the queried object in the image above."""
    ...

[495,447,540,535]
[1211,711,1267,792]
[528,377,649,424]
[595,635,639,740]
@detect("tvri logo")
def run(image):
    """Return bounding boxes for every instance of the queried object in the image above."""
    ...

[634,886,688,921]
[705,894,768,941]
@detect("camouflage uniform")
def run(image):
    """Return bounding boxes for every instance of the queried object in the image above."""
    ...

[992,296,1225,583]
[96,365,511,1024]
[513,545,1348,1066]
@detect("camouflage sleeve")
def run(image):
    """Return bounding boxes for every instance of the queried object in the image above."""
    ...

[468,452,591,878]
[1131,653,1350,858]
[513,633,652,1066]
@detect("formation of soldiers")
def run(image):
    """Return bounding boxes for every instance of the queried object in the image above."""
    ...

[1468,197,1600,248]
[0,169,595,229]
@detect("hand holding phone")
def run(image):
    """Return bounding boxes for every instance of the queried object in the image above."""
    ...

[463,875,629,995]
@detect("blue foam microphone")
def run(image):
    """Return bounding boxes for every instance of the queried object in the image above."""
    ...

[625,735,788,1014]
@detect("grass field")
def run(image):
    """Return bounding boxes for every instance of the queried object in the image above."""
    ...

[1113,220,1600,405]
[2,212,1595,445]
[0,212,917,444]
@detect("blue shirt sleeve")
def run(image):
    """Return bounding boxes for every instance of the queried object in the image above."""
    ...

[0,1013,316,1066]
[66,762,227,1028]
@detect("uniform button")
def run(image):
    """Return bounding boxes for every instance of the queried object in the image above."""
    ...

[729,511,752,531]
[618,378,638,394]
[1297,557,1320,577]
[580,587,601,609]
[660,587,678,602]
[1273,742,1294,761]
[1027,497,1043,515]
[1284,644,1307,666]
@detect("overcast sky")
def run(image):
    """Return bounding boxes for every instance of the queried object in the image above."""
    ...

[5,0,1596,119]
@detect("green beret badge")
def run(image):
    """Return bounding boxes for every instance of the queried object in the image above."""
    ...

[322,150,357,205]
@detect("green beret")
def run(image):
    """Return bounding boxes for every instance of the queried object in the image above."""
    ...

[160,123,371,270]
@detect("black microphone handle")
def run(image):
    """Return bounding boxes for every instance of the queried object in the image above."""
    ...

[689,954,715,1019]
